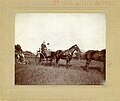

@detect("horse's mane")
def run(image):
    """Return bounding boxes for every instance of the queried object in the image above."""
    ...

[56,44,79,54]
[68,44,77,50]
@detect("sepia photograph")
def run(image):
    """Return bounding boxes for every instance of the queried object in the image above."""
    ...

[1,0,120,100]
[15,13,106,85]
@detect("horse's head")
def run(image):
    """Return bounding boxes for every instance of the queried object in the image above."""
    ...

[70,44,81,59]
[74,44,82,59]
[73,44,81,53]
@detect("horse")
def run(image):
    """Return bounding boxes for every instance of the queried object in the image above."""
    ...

[84,49,106,72]
[55,44,81,68]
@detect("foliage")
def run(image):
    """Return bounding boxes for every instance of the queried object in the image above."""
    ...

[15,44,22,53]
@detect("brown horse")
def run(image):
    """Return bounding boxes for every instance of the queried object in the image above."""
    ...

[55,44,81,68]
[84,49,106,72]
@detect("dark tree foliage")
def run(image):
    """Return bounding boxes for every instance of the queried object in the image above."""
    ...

[15,44,22,53]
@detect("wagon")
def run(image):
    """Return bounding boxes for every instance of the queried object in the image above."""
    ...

[35,49,56,65]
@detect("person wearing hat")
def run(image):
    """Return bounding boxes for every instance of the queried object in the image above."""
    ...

[41,41,47,57]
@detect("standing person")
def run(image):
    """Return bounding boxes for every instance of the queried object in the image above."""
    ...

[41,41,47,57]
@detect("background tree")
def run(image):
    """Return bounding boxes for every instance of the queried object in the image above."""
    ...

[15,44,22,53]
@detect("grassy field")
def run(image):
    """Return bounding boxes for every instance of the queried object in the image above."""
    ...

[15,57,105,85]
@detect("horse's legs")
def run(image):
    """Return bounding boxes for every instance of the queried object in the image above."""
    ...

[100,61,106,72]
[56,58,59,67]
[49,58,52,66]
[66,60,71,68]
[103,61,106,80]
[84,60,91,71]
[66,60,69,68]
[104,60,106,71]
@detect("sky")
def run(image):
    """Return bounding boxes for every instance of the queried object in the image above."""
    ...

[15,13,106,53]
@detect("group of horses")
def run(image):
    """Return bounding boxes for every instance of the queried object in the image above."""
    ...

[35,44,106,72]
[15,44,106,72]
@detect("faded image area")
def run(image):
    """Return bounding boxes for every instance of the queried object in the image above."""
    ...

[15,13,106,85]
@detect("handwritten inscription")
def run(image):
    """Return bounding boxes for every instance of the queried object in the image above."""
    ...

[52,0,114,7]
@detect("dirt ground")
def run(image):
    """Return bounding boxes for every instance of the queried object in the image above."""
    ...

[15,57,105,85]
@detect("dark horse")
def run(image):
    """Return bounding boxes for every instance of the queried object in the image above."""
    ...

[55,44,81,68]
[84,49,106,72]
